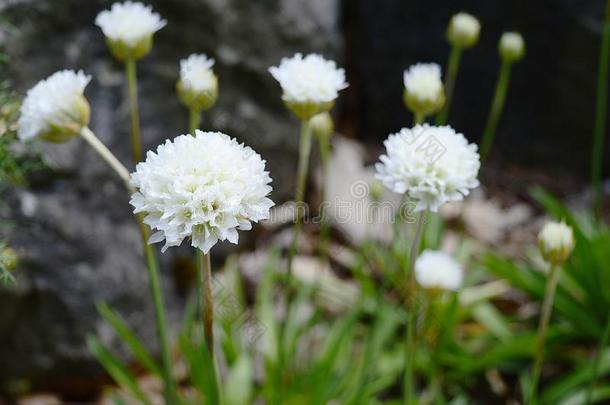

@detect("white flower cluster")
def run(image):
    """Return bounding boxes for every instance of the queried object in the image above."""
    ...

[18,70,91,142]
[179,54,216,93]
[403,63,444,107]
[375,124,480,212]
[130,131,274,253]
[447,12,481,48]
[95,1,166,47]
[538,221,575,264]
[269,53,348,105]
[415,250,463,291]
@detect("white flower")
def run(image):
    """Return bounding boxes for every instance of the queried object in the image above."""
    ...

[415,250,463,291]
[269,53,347,118]
[447,12,481,48]
[95,1,166,47]
[130,131,274,254]
[179,54,216,93]
[375,124,480,212]
[177,54,218,111]
[18,70,91,143]
[403,63,445,116]
[538,221,574,265]
[499,32,525,63]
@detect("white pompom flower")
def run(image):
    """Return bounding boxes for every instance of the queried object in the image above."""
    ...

[177,54,218,111]
[18,70,91,143]
[375,124,480,212]
[415,250,463,291]
[130,131,274,254]
[269,53,348,120]
[447,12,481,49]
[538,221,575,265]
[403,63,445,117]
[95,1,166,61]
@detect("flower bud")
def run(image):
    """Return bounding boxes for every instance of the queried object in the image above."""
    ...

[499,32,525,63]
[41,94,91,143]
[18,70,91,143]
[285,100,334,122]
[269,53,348,122]
[105,36,153,62]
[538,221,575,265]
[447,12,481,49]
[309,112,334,140]
[95,2,166,62]
[176,54,219,112]
[403,63,445,118]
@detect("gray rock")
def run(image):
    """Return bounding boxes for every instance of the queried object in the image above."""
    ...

[0,0,340,392]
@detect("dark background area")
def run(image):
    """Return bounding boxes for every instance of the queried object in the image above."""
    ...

[0,0,608,395]
[341,0,605,179]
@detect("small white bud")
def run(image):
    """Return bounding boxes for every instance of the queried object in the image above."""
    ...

[447,12,481,49]
[538,221,575,265]
[499,32,525,63]
[177,54,219,112]
[309,112,334,140]
[415,250,463,291]
[403,63,445,118]
[18,70,91,143]
[95,2,166,61]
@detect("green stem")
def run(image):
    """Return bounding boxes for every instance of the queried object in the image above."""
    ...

[80,127,131,186]
[403,211,427,405]
[592,0,610,219]
[199,250,214,357]
[480,61,512,162]
[286,118,313,298]
[125,58,142,164]
[414,112,425,125]
[436,46,463,125]
[318,134,331,260]
[586,312,610,405]
[529,264,561,403]
[279,118,313,395]
[189,107,202,134]
[79,127,177,403]
[141,227,178,404]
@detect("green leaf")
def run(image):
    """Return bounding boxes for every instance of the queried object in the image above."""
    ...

[224,354,253,405]
[0,263,15,286]
[96,302,161,376]
[541,348,610,403]
[87,335,152,405]
[471,302,512,342]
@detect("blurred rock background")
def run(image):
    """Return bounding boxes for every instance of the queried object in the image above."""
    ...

[0,0,607,396]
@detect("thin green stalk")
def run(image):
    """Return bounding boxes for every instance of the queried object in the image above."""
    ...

[414,112,425,125]
[529,264,561,403]
[278,118,313,397]
[79,127,177,403]
[317,134,331,260]
[188,110,202,331]
[141,227,178,404]
[591,0,610,219]
[189,107,202,134]
[80,127,131,186]
[403,211,427,405]
[586,312,610,405]
[286,118,313,298]
[436,46,463,125]
[480,61,512,162]
[125,58,142,163]
[199,251,214,357]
